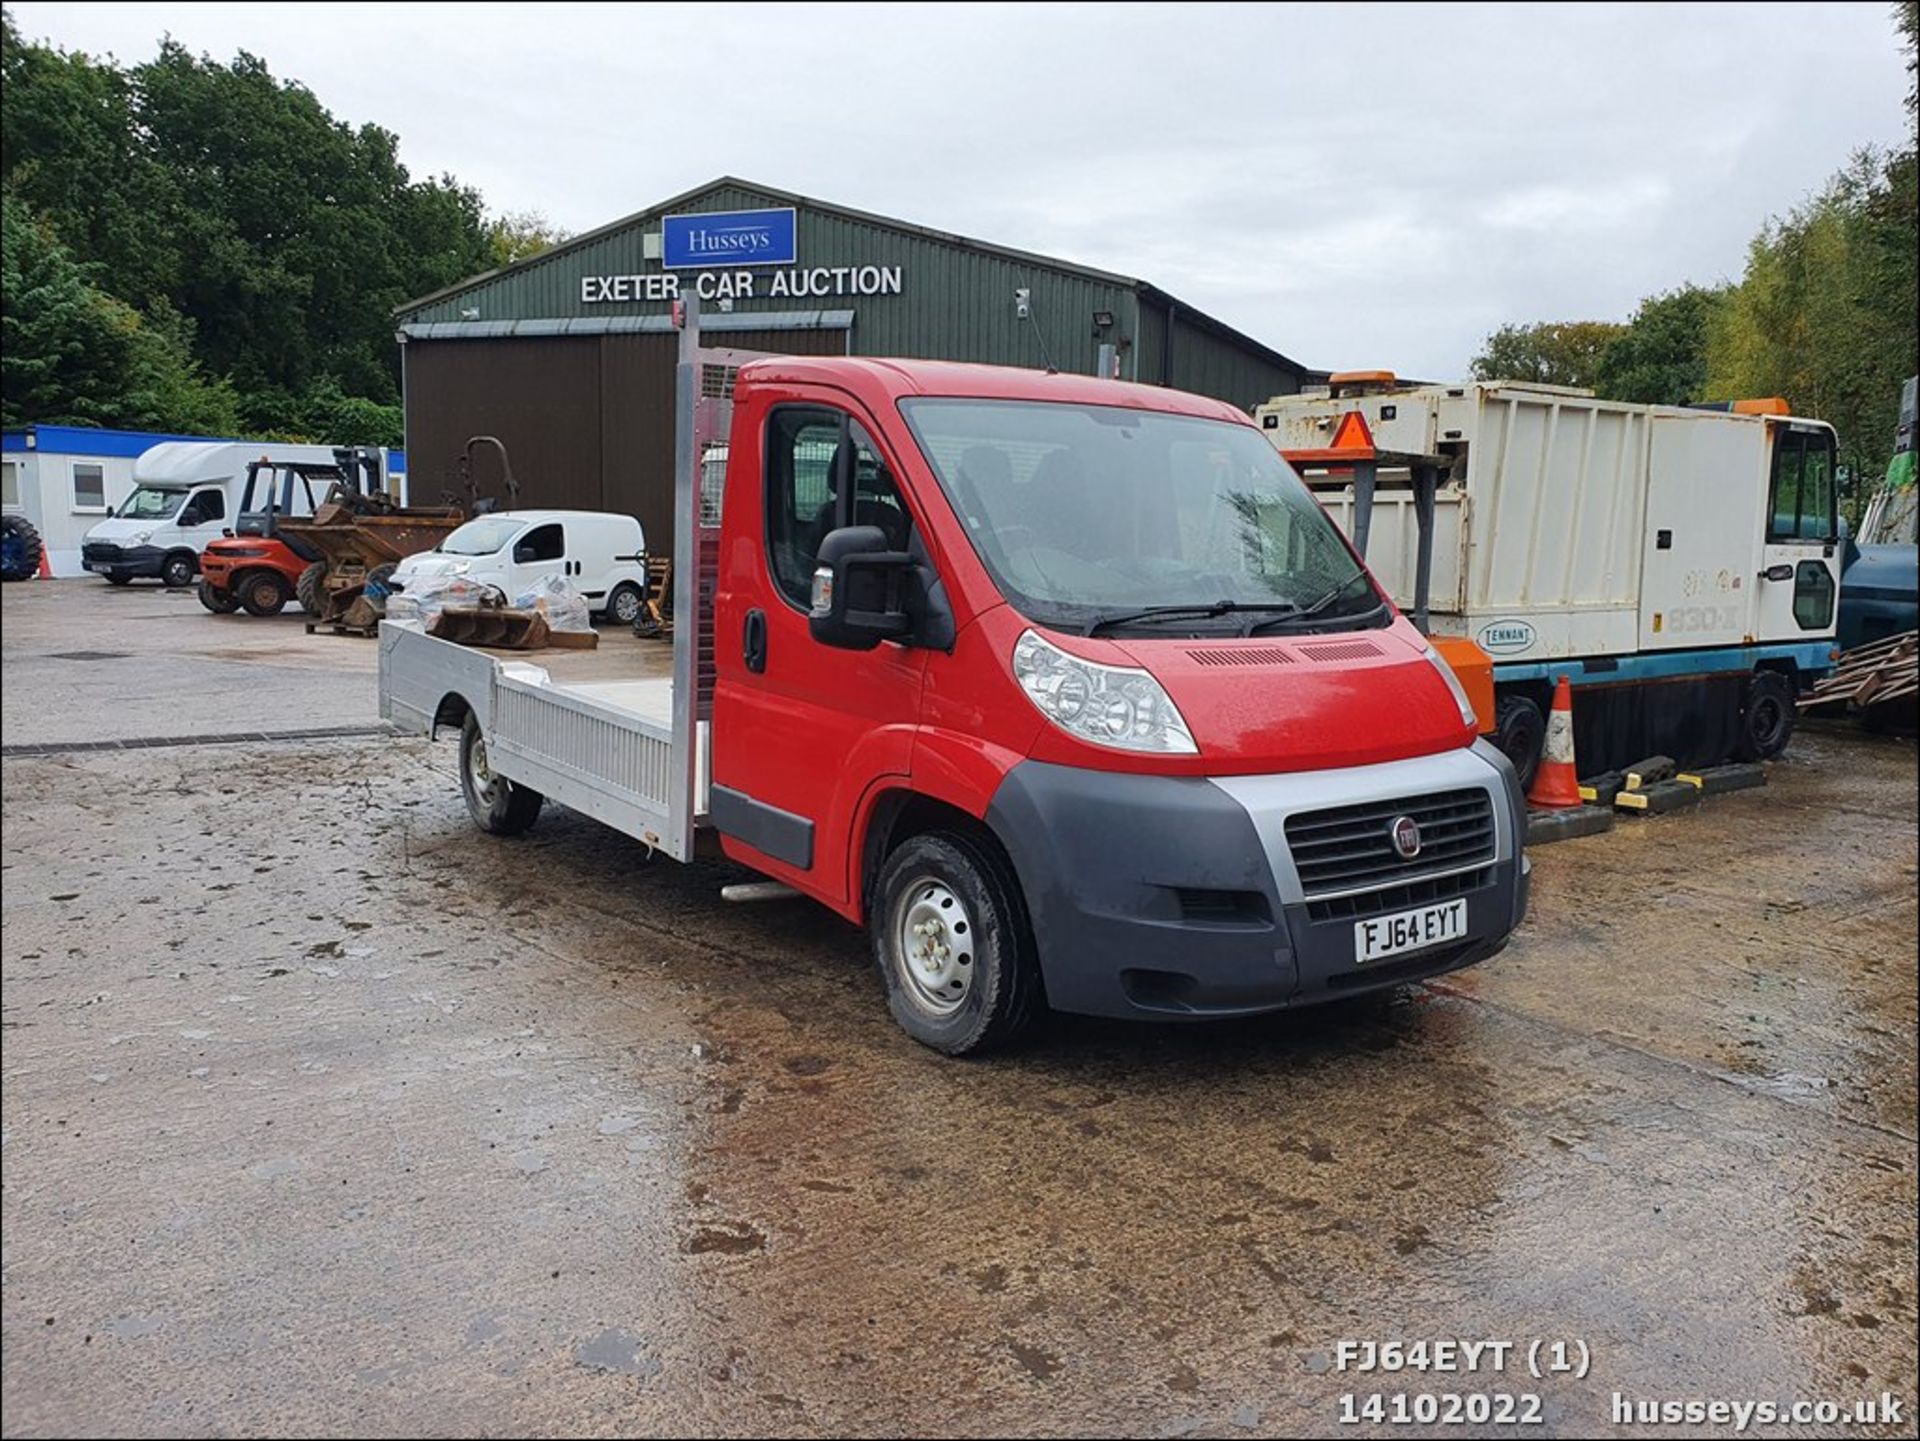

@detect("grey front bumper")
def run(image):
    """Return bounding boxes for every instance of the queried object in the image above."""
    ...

[82,544,167,578]
[985,742,1529,1022]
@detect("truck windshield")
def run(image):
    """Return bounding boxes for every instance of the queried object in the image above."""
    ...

[116,486,189,520]
[440,517,523,556]
[900,398,1379,634]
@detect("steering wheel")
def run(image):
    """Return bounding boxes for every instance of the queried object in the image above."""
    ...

[990,523,1041,551]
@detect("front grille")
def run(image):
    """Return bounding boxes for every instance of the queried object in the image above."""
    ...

[1307,864,1492,924]
[82,542,123,562]
[1285,787,1495,901]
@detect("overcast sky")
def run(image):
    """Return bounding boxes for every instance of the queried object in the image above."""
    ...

[11,1,1914,378]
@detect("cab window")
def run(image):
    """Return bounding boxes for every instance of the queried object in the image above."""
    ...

[516,523,564,562]
[1769,429,1836,541]
[765,407,912,610]
[181,490,225,525]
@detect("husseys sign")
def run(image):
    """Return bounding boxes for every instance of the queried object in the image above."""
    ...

[581,206,904,305]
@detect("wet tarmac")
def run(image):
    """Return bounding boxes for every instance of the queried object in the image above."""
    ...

[1,585,1916,1436]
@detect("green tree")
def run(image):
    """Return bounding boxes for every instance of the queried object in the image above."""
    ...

[1592,285,1727,406]
[485,208,569,269]
[1470,320,1628,390]
[1706,146,1918,490]
[1,194,239,433]
[1,14,494,434]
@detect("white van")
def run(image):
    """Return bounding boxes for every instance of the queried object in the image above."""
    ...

[390,510,649,624]
[81,440,351,588]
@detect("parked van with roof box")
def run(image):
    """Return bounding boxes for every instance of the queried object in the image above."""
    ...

[390,510,648,624]
[81,440,354,588]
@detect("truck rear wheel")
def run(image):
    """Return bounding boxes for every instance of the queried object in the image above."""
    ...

[606,581,643,626]
[296,562,327,616]
[1493,694,1547,792]
[872,831,1041,1055]
[197,580,240,614]
[238,570,290,616]
[1735,670,1796,761]
[160,552,197,589]
[459,713,544,835]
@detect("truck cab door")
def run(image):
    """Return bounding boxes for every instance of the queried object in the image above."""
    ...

[711,398,930,907]
[1755,424,1839,642]
[177,486,227,550]
[507,521,566,599]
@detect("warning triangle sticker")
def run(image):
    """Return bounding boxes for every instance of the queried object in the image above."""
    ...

[1329,410,1374,453]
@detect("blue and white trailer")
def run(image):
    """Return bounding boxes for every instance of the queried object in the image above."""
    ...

[1255,378,1840,783]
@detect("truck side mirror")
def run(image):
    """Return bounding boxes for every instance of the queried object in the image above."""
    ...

[513,544,536,564]
[809,525,913,650]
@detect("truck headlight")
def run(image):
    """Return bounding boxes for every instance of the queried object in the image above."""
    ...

[130,531,151,546]
[1012,629,1197,754]
[443,560,470,576]
[1423,643,1479,729]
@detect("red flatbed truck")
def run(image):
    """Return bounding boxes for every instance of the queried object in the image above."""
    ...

[379,304,1529,1053]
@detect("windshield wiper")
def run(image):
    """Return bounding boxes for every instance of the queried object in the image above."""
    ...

[1244,572,1383,633]
[1084,601,1295,637]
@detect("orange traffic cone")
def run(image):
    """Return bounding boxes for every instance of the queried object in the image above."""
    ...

[1527,675,1582,809]
[36,540,52,579]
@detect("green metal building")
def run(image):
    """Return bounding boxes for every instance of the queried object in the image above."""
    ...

[395,177,1314,552]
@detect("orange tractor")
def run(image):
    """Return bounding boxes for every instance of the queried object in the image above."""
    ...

[197,449,387,616]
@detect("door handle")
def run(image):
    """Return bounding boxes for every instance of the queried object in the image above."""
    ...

[743,608,768,674]
[1759,563,1794,583]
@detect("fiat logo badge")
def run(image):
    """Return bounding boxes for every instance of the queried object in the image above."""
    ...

[1390,815,1422,860]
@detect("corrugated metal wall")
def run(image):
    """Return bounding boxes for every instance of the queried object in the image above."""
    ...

[397,182,1312,555]
[404,183,1146,385]
[398,182,1306,406]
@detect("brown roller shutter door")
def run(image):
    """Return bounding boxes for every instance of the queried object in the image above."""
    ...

[404,327,846,559]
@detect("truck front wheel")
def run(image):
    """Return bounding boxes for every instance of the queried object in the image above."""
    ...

[1735,670,1796,761]
[459,713,544,835]
[872,831,1042,1055]
[1493,694,1547,792]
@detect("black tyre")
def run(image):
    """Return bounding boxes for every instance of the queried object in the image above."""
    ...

[105,572,133,587]
[197,579,241,614]
[871,830,1042,1055]
[160,552,197,589]
[459,713,544,835]
[0,513,44,582]
[238,569,290,617]
[606,581,644,627]
[1735,670,1796,761]
[296,561,328,616]
[1493,694,1547,792]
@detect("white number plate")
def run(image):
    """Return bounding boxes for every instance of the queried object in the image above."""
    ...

[1354,898,1467,964]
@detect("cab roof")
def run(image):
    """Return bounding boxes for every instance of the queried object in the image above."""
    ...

[736,357,1252,426]
[476,509,642,526]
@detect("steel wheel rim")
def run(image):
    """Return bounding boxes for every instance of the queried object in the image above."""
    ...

[468,733,500,806]
[892,877,975,1016]
[612,589,640,623]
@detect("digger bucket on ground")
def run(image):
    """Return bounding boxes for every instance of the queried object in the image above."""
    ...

[427,607,550,650]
